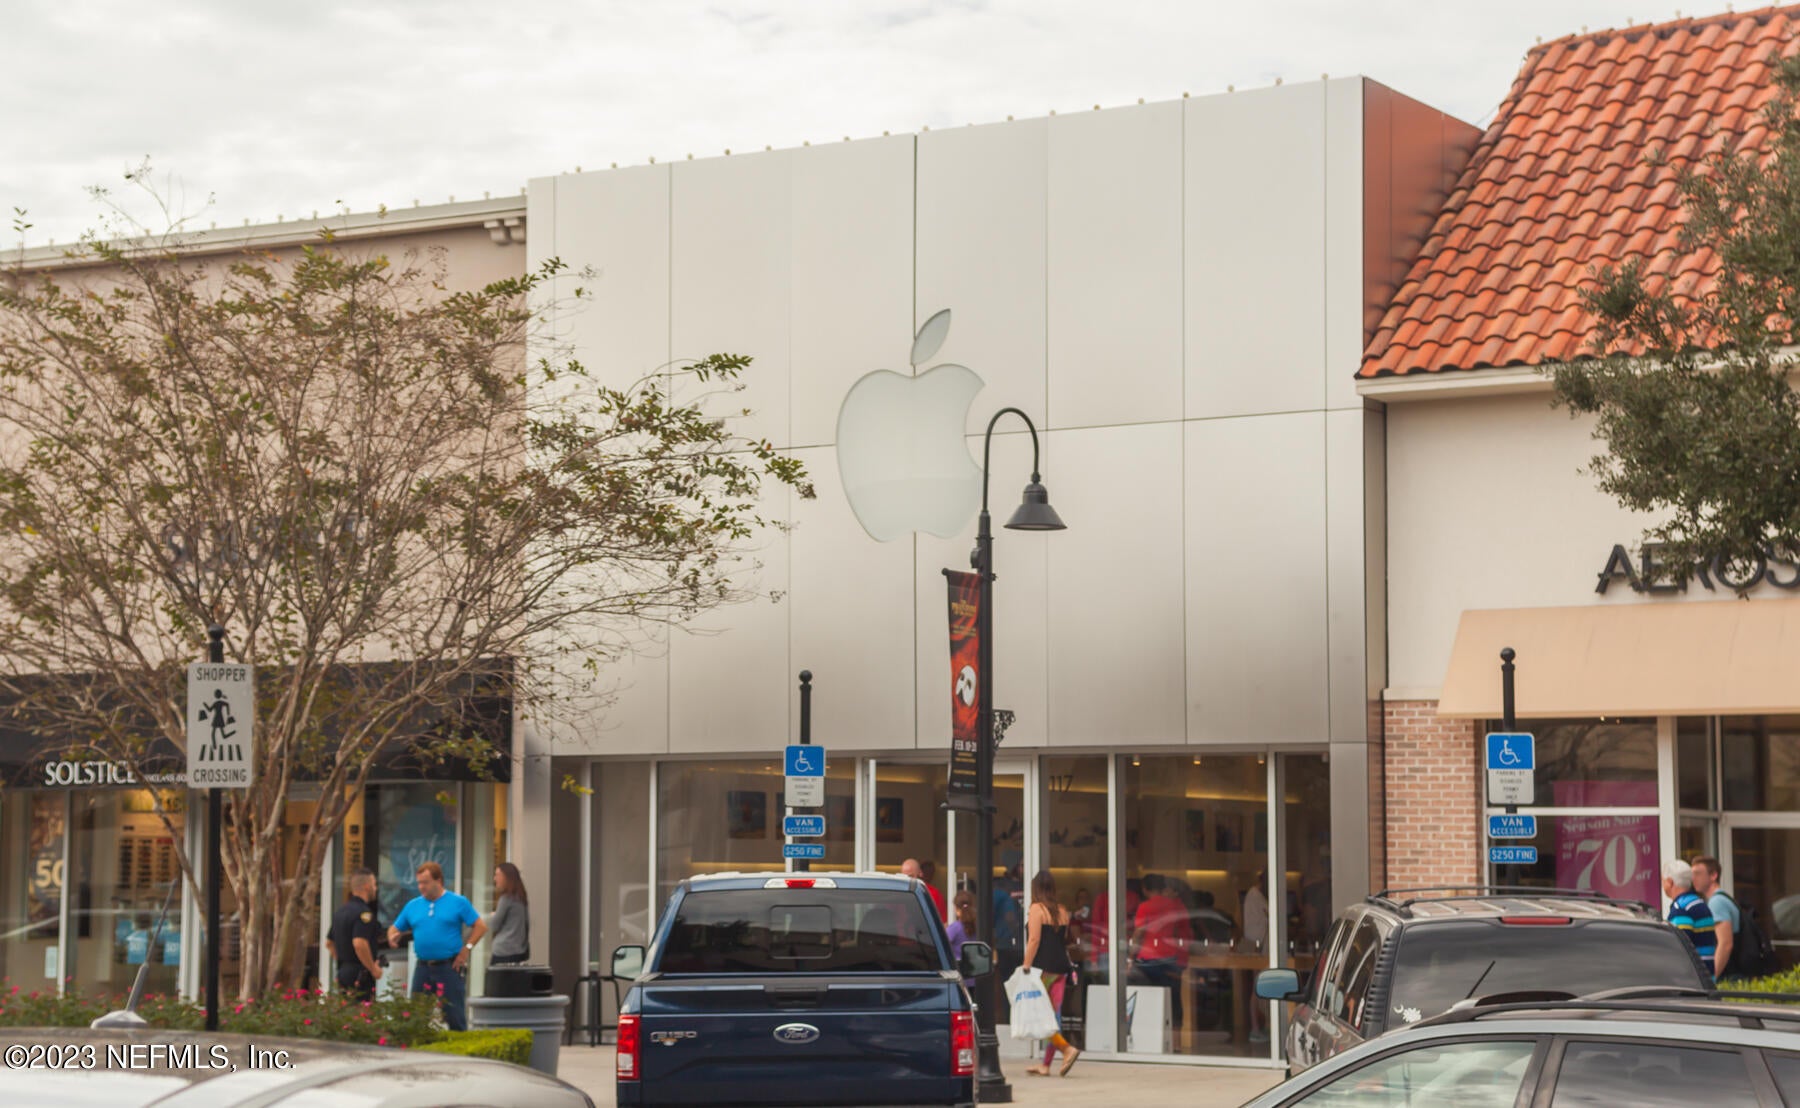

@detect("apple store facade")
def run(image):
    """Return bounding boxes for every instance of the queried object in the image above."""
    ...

[517,79,1473,1066]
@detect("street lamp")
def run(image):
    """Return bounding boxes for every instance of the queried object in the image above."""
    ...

[970,406,1064,1103]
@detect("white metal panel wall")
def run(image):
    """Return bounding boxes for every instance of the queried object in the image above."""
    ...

[1324,78,1366,412]
[1326,408,1370,743]
[1185,412,1330,742]
[1045,423,1186,745]
[666,474,793,753]
[1046,103,1184,430]
[536,80,1383,758]
[671,150,793,449]
[788,445,916,750]
[916,119,1048,436]
[552,165,672,391]
[790,137,916,449]
[1185,83,1328,419]
[914,431,1050,751]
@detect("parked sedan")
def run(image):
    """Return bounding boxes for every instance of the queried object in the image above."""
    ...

[1239,992,1800,1107]
[0,1028,595,1108]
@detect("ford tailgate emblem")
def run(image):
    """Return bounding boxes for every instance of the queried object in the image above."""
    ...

[773,1022,820,1044]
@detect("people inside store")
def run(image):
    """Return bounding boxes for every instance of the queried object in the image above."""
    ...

[1129,873,1193,1032]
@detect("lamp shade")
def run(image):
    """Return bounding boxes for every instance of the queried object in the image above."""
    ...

[1004,480,1066,531]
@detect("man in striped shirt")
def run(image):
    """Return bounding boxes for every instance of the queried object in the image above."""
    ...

[1662,858,1718,974]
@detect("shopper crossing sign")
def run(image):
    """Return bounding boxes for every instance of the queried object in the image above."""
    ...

[187,663,253,788]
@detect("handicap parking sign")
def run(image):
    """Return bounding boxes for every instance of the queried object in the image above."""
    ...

[785,744,824,777]
[1486,732,1534,771]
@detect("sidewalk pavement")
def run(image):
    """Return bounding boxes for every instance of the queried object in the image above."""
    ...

[555,1045,1285,1107]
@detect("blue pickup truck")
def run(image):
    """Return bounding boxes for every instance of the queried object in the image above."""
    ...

[612,872,992,1107]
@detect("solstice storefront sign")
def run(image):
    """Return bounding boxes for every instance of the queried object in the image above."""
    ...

[1595,542,1800,595]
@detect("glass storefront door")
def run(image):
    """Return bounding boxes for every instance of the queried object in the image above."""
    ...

[1723,820,1800,972]
[952,760,1032,1024]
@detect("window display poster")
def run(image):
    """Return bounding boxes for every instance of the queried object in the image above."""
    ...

[1553,781,1659,904]
[27,793,63,927]
[382,788,457,904]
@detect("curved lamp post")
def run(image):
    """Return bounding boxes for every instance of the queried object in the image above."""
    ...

[970,406,1064,1102]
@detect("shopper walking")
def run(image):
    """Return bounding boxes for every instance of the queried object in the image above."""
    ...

[1692,855,1745,980]
[388,861,485,1031]
[1662,859,1717,972]
[1022,869,1080,1077]
[326,868,384,1002]
[486,862,531,967]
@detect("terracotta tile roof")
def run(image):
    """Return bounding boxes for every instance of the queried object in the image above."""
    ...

[1361,6,1800,378]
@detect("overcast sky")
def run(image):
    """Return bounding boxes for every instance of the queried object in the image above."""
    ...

[4,0,1670,246]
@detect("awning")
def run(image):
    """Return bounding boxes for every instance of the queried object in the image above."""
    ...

[1438,598,1800,718]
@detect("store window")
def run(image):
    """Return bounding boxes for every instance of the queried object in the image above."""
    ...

[1282,754,1333,957]
[372,783,460,916]
[1678,717,1713,811]
[1041,755,1108,1051]
[1514,719,1658,807]
[1722,715,1800,811]
[0,793,65,987]
[67,789,185,999]
[1122,755,1269,1059]
[873,762,948,910]
[1486,719,1660,904]
[656,758,854,904]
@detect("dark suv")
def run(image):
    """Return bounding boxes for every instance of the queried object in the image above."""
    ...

[1257,886,1712,1075]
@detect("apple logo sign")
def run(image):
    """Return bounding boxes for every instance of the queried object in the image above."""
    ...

[835,309,984,542]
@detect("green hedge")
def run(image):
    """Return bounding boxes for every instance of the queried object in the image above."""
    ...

[1725,965,1800,1003]
[416,1028,533,1066]
[0,980,443,1047]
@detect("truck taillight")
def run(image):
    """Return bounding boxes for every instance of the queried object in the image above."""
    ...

[617,1013,641,1080]
[951,1010,976,1077]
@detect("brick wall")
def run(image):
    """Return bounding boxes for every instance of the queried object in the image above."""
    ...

[1383,700,1480,890]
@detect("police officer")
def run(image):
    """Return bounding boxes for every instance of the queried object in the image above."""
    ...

[326,868,384,1001]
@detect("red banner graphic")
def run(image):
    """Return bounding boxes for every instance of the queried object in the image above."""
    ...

[946,570,981,798]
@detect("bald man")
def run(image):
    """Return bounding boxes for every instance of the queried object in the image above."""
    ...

[901,858,948,921]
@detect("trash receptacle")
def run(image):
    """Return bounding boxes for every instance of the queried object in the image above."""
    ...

[467,964,569,1076]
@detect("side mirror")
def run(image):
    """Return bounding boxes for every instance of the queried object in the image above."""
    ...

[1255,968,1304,1002]
[958,941,994,978]
[612,944,646,980]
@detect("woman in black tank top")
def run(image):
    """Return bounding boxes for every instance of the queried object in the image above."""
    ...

[1023,869,1081,1076]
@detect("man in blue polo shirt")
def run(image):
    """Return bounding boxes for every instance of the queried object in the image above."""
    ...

[388,861,486,1031]
[1662,858,1717,975]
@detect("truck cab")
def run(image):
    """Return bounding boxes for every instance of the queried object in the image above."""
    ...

[614,873,991,1108]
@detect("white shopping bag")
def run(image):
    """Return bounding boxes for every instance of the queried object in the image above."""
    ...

[1005,966,1061,1040]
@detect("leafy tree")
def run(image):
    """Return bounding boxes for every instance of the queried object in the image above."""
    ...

[0,194,811,996]
[1553,53,1800,580]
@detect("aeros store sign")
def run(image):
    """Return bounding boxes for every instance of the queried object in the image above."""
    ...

[1595,543,1800,595]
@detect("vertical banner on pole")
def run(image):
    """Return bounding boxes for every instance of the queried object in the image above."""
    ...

[945,570,981,801]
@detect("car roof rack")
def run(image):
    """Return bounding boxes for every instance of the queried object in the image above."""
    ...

[1417,990,1800,1032]
[1366,886,1655,917]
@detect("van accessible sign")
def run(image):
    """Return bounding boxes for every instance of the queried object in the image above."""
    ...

[187,663,253,788]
